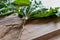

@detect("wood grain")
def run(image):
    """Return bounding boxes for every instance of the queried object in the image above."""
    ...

[0,14,60,40]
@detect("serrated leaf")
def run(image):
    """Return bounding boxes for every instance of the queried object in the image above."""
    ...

[19,0,45,19]
[19,0,59,19]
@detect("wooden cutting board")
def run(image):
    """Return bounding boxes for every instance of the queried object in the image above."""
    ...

[0,14,60,40]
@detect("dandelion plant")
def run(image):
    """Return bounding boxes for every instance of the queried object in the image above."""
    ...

[14,0,60,39]
[0,0,60,40]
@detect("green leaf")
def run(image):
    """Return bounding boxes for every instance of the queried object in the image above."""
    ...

[0,0,18,17]
[32,7,59,18]
[55,7,60,17]
[13,0,30,5]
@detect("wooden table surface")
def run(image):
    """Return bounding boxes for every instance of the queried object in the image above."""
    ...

[0,14,60,40]
[21,17,60,40]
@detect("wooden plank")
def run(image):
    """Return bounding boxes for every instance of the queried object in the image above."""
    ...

[49,34,60,40]
[21,17,60,40]
[33,29,60,40]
